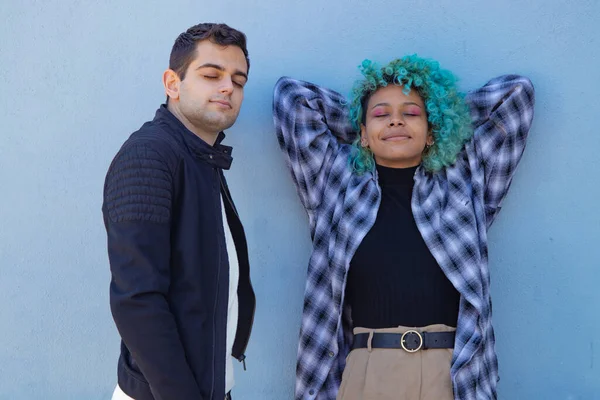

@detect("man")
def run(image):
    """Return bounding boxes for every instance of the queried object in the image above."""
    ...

[103,23,255,400]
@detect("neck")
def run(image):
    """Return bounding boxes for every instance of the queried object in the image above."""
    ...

[376,162,417,186]
[374,156,422,169]
[167,102,218,146]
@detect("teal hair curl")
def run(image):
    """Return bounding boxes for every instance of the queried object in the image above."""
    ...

[348,54,473,174]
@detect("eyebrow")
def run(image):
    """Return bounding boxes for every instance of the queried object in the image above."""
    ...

[196,63,248,80]
[370,101,422,109]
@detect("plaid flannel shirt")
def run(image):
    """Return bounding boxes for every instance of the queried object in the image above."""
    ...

[273,74,535,400]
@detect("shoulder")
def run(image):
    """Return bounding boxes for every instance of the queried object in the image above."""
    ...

[115,122,182,173]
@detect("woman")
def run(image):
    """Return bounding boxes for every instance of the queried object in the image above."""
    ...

[273,54,534,400]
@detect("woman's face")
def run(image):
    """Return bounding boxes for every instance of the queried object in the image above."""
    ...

[360,85,432,169]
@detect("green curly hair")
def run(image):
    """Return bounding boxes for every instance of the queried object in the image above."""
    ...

[348,54,473,173]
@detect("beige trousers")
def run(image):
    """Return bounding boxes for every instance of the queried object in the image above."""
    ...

[337,324,456,400]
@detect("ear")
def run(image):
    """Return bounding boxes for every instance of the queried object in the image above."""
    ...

[163,69,181,101]
[426,130,435,146]
[360,124,368,147]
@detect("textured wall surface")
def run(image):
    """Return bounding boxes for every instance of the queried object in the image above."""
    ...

[1,0,599,398]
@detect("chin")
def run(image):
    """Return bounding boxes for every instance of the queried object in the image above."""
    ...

[203,115,237,132]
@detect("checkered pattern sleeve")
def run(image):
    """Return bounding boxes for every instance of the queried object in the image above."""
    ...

[273,77,356,213]
[466,75,535,226]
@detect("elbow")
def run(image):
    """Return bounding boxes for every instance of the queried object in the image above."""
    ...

[519,76,535,100]
[109,284,166,324]
[513,75,535,106]
[519,76,535,123]
[507,75,535,122]
[109,282,171,332]
[109,285,133,324]
[274,76,295,91]
[273,76,301,105]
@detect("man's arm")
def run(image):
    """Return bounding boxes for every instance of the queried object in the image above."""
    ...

[103,142,203,400]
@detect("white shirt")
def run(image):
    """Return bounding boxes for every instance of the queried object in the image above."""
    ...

[222,195,239,394]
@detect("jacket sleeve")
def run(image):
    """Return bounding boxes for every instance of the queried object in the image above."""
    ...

[466,75,535,227]
[272,76,356,213]
[103,141,203,400]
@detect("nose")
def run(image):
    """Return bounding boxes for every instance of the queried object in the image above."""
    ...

[388,116,404,126]
[219,76,234,95]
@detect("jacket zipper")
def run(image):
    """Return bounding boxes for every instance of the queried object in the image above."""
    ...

[218,173,255,369]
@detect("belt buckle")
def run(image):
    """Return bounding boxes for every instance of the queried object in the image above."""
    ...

[400,330,423,353]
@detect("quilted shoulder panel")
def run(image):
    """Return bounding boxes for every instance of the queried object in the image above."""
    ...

[104,143,173,223]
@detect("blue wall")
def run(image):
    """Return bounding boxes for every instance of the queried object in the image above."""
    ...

[1,1,599,399]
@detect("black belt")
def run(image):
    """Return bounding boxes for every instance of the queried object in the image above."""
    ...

[352,331,455,353]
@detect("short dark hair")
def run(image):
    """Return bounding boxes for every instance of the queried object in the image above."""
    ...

[169,23,250,80]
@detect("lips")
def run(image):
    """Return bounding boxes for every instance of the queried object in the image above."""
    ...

[210,99,232,108]
[381,131,411,141]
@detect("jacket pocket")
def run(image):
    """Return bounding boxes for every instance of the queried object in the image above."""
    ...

[120,343,148,384]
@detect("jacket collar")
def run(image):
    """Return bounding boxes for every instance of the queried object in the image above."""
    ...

[154,104,233,170]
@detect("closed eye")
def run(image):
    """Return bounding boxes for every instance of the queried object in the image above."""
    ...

[204,75,218,79]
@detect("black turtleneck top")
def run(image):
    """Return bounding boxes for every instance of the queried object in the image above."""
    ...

[345,164,460,329]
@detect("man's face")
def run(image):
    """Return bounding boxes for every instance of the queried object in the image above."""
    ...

[173,40,248,139]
